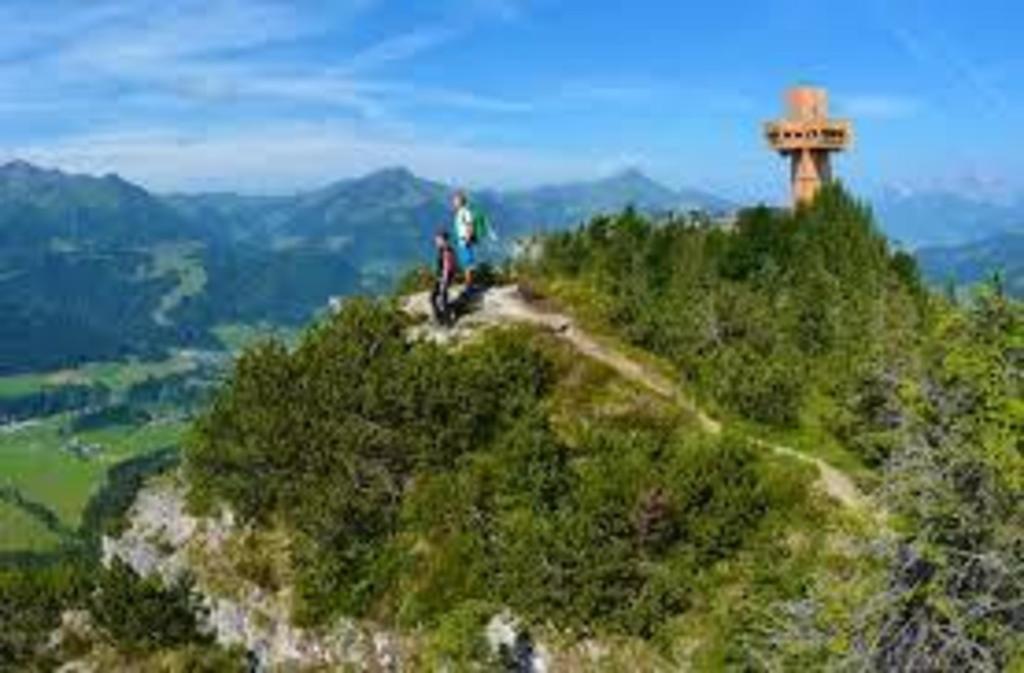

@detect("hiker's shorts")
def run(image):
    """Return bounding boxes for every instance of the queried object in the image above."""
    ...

[457,242,476,270]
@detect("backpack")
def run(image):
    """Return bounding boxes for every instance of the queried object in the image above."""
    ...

[471,207,491,242]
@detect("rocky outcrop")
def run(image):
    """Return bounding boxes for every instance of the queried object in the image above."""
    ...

[486,611,550,673]
[101,478,573,671]
[102,480,407,672]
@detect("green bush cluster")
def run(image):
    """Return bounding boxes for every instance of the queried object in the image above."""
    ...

[742,284,1023,671]
[187,299,556,622]
[185,298,814,639]
[408,428,810,637]
[534,186,926,448]
[0,561,90,672]
[90,559,211,655]
[864,285,1024,670]
[0,555,239,671]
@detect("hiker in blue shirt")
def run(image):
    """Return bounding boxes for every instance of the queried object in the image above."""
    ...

[452,190,478,292]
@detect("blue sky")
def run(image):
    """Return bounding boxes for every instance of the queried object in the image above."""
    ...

[2,0,1022,202]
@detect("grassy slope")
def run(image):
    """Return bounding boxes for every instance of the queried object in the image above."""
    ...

[0,347,211,553]
[0,372,52,399]
[534,276,873,481]
[0,500,61,553]
[148,243,208,326]
[0,355,198,400]
[212,323,301,353]
[536,329,883,667]
[0,417,96,525]
[0,415,186,536]
[180,317,872,669]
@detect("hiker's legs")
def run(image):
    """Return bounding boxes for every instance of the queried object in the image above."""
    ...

[433,278,453,326]
[458,242,476,290]
[430,281,446,323]
[430,282,440,321]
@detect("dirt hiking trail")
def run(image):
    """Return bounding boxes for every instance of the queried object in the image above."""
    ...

[404,285,872,512]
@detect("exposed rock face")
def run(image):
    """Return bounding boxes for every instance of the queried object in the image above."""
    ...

[402,284,571,347]
[486,611,551,673]
[102,480,575,672]
[103,481,406,672]
[102,486,201,582]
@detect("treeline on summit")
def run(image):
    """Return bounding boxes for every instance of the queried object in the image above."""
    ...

[529,186,1022,669]
[537,185,926,441]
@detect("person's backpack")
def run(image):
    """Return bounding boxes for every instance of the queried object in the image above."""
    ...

[471,207,491,242]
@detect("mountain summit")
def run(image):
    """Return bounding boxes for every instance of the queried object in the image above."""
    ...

[0,159,197,249]
[500,169,731,223]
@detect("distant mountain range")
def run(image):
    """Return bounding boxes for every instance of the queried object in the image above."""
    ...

[5,156,1021,374]
[0,160,729,374]
[869,189,1024,297]
[873,189,1024,250]
[0,160,198,250]
[917,230,1024,297]
[168,166,733,273]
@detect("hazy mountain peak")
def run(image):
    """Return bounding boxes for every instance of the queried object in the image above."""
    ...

[366,166,416,181]
[1,158,41,172]
[0,159,61,181]
[608,167,656,184]
[0,160,200,248]
[874,188,1024,249]
[103,172,131,185]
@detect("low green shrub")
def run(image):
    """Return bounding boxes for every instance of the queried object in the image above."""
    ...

[90,559,210,655]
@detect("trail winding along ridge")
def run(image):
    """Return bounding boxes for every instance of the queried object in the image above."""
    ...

[404,285,871,512]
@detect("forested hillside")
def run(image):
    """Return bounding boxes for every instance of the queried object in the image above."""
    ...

[0,162,209,373]
[534,186,926,446]
[173,167,732,279]
[0,162,359,373]
[1,160,723,375]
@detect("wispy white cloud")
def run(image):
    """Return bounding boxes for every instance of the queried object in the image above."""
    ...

[0,1,130,60]
[6,121,595,193]
[462,0,527,21]
[339,25,460,74]
[60,1,304,67]
[552,81,755,117]
[0,0,600,192]
[0,0,530,124]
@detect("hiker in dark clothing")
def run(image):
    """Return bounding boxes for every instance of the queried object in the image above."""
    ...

[431,229,458,327]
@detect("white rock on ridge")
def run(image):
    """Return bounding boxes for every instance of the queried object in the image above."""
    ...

[102,485,200,582]
[486,611,519,652]
[485,611,550,673]
[402,284,572,347]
